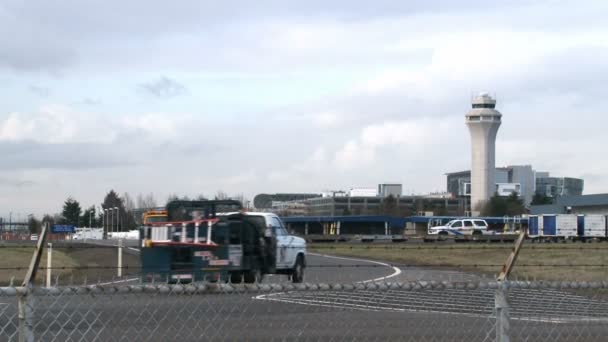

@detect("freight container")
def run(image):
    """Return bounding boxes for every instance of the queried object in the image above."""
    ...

[541,214,577,238]
[528,215,540,237]
[577,215,606,239]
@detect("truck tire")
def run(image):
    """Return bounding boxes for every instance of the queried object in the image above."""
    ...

[244,269,262,284]
[291,255,305,283]
[230,272,243,284]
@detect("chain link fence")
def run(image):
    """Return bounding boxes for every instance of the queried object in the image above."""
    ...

[1,280,608,341]
[2,239,608,340]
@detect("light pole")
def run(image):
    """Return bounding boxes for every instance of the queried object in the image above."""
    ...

[114,207,119,233]
[110,208,114,236]
[103,208,108,239]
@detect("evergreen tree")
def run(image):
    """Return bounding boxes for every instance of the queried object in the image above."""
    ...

[481,192,525,216]
[62,197,82,226]
[101,190,128,231]
[531,193,553,205]
[80,206,98,227]
[27,215,42,234]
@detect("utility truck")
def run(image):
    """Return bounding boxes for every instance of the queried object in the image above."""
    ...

[140,200,306,283]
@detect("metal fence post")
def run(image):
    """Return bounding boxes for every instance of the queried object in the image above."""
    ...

[18,286,34,342]
[495,281,510,342]
[18,222,49,342]
[46,243,52,288]
[118,239,123,277]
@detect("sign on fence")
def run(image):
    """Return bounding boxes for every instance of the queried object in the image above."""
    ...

[51,224,76,233]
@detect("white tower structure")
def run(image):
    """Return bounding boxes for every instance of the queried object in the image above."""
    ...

[466,93,502,213]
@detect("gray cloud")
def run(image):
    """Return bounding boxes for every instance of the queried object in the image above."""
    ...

[137,77,187,98]
[1,0,591,73]
[0,141,135,170]
[0,177,35,187]
[28,85,51,97]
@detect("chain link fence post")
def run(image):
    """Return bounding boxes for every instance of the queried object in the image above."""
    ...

[17,285,34,342]
[46,243,52,288]
[118,238,123,277]
[495,280,510,342]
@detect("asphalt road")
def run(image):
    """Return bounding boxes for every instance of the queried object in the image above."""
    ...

[1,241,607,340]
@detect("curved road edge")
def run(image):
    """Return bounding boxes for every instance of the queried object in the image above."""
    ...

[308,252,402,283]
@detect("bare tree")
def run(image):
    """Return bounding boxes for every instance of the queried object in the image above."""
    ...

[214,190,229,200]
[137,193,158,209]
[123,192,135,212]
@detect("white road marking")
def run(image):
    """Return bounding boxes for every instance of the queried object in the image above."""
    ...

[127,247,140,253]
[258,254,607,324]
[98,278,140,286]
[308,252,402,283]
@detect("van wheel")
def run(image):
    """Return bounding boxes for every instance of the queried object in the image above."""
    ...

[438,231,448,240]
[244,269,262,284]
[472,230,482,237]
[291,255,305,283]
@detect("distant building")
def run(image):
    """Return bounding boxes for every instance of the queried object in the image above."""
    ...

[255,183,463,217]
[348,188,378,197]
[253,193,321,209]
[535,173,583,198]
[446,165,536,205]
[446,166,583,207]
[530,193,608,215]
[302,195,462,217]
[378,183,403,198]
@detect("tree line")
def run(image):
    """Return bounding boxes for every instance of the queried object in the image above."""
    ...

[27,190,248,234]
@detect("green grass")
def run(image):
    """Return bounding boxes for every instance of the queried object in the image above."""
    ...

[310,243,608,281]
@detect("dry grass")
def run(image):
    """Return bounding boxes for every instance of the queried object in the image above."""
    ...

[0,245,140,286]
[310,242,608,281]
[0,247,78,285]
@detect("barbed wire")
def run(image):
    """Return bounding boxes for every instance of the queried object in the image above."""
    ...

[2,244,608,250]
[1,263,607,271]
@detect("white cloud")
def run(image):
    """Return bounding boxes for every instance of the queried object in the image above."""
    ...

[0,106,195,145]
[334,117,458,170]
[0,105,113,144]
[3,0,608,216]
[311,111,342,128]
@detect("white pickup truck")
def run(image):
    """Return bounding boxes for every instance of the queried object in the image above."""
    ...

[213,211,307,282]
[239,212,307,282]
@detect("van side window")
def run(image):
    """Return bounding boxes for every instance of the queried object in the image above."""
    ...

[464,221,474,227]
[474,220,487,227]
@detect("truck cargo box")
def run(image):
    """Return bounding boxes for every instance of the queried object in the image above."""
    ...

[528,215,540,237]
[541,214,577,237]
[577,215,606,238]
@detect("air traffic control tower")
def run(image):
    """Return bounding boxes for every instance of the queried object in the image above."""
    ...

[466,93,502,214]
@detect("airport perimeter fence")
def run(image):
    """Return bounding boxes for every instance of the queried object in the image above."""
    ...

[1,279,608,341]
[2,241,608,340]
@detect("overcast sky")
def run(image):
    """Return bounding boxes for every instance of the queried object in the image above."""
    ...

[1,0,607,217]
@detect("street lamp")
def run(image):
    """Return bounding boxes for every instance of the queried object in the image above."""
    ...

[114,207,119,234]
[103,208,108,239]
